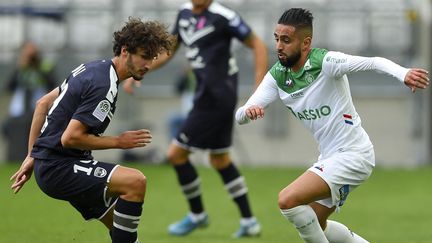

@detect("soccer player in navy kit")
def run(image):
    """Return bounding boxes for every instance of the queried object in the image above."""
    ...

[124,0,268,237]
[10,18,174,243]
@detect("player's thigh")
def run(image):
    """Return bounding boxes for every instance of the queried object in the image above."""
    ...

[278,170,331,209]
[108,165,147,197]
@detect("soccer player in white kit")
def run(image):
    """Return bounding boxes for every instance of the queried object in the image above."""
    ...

[235,8,429,243]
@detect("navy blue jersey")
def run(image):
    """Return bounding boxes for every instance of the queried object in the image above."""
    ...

[31,60,119,160]
[173,1,252,110]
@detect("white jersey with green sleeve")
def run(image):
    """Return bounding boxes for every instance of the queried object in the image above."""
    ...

[236,48,409,157]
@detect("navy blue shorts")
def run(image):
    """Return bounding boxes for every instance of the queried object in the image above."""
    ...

[34,158,119,220]
[175,107,234,152]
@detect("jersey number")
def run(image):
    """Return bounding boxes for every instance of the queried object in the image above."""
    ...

[73,160,98,175]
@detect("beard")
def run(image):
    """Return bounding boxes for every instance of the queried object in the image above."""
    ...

[279,50,301,68]
[126,55,144,80]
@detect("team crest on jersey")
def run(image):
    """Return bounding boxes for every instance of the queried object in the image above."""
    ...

[93,100,111,122]
[305,72,314,84]
[94,167,107,178]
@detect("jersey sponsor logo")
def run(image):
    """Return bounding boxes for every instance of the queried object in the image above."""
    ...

[93,100,111,122]
[287,105,331,121]
[325,56,347,64]
[94,167,107,178]
[185,46,205,69]
[290,91,303,99]
[179,17,215,45]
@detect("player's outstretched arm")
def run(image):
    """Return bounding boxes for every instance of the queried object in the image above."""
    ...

[403,68,429,93]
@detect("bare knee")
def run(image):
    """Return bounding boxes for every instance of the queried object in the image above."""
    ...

[278,189,301,210]
[123,170,147,201]
[209,153,231,170]
[166,145,188,165]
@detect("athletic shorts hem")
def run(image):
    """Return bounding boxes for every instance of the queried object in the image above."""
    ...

[173,139,231,153]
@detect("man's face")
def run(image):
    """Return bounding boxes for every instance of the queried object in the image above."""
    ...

[191,0,211,8]
[273,24,302,68]
[125,48,153,80]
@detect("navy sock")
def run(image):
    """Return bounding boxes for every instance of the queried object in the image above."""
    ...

[218,163,252,218]
[173,161,204,214]
[111,198,143,243]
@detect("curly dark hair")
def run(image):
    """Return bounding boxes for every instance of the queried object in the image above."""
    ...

[113,17,175,59]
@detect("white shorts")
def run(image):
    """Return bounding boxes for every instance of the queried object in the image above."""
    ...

[308,148,375,210]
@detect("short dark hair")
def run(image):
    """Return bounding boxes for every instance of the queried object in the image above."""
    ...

[278,8,313,34]
[113,17,175,58]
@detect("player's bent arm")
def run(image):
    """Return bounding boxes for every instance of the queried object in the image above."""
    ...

[10,88,60,194]
[28,88,60,154]
[243,32,268,87]
[236,72,279,124]
[61,119,152,150]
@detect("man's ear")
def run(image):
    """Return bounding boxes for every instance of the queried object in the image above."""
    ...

[121,46,129,56]
[302,36,312,52]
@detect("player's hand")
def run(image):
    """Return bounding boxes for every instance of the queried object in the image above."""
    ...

[118,129,152,149]
[122,77,141,95]
[245,105,265,121]
[10,156,35,194]
[404,68,429,93]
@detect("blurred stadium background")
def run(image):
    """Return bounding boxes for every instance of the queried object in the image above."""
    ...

[0,0,431,168]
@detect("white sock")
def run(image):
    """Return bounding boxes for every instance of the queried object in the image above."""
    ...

[324,220,369,243]
[240,217,257,226]
[280,205,329,243]
[189,212,206,223]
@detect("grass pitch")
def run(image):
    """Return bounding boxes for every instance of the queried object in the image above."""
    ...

[1,163,431,243]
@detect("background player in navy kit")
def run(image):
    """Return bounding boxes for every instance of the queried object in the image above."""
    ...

[10,18,174,243]
[124,0,268,237]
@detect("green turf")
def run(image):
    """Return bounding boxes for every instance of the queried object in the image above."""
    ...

[1,163,432,243]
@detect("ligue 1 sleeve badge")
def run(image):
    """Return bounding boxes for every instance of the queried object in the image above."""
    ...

[93,100,111,122]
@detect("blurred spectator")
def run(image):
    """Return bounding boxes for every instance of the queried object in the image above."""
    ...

[2,41,56,162]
